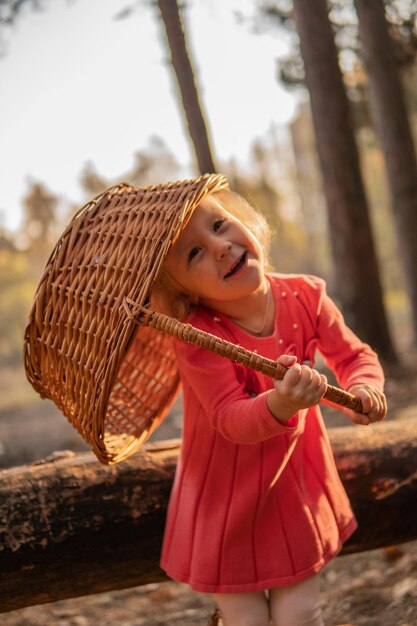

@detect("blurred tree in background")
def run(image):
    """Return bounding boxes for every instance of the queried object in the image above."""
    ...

[0,181,59,367]
[2,0,417,374]
[156,0,217,173]
[79,136,182,199]
[0,231,36,366]
[120,136,182,187]
[0,0,48,54]
[354,0,417,345]
[21,182,58,270]
[258,0,417,351]
[284,0,397,361]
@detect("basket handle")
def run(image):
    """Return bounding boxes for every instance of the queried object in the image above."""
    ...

[123,299,363,413]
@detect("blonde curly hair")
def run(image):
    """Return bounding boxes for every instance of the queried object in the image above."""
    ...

[151,188,272,320]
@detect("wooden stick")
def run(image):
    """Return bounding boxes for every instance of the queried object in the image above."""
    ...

[125,301,363,413]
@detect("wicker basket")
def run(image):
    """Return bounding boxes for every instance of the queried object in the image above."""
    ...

[24,174,229,464]
[24,173,362,465]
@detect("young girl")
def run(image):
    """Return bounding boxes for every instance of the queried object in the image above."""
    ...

[151,187,386,626]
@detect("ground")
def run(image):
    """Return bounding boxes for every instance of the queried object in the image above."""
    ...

[0,350,416,625]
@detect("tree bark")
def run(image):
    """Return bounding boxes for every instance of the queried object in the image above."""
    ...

[292,0,397,364]
[1,419,417,613]
[354,0,417,345]
[157,0,217,174]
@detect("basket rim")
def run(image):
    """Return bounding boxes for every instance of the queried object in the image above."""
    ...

[23,173,230,464]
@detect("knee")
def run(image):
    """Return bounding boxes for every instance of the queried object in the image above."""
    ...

[270,575,324,626]
[214,592,270,626]
[217,606,270,626]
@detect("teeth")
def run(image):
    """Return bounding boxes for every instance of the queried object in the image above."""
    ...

[225,253,245,278]
[230,258,240,272]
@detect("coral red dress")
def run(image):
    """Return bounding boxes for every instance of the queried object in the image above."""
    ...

[160,274,384,593]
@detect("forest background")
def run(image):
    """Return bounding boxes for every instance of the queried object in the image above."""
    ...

[1,0,416,427]
[1,1,417,625]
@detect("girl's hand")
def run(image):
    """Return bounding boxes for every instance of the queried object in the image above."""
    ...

[267,355,327,424]
[343,384,387,426]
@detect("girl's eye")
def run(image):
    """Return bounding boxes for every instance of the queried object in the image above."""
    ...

[188,247,201,262]
[213,219,226,231]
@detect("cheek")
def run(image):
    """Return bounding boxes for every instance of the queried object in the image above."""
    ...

[250,236,264,263]
[239,225,263,257]
[164,256,183,281]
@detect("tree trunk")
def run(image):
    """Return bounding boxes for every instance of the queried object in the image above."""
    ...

[292,0,398,364]
[1,419,417,612]
[354,0,417,345]
[157,0,217,174]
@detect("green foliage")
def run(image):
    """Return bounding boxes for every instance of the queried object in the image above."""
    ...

[0,247,37,366]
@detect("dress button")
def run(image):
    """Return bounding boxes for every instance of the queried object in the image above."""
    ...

[281,291,287,298]
[294,291,298,297]
[278,339,283,344]
[293,323,298,329]
[213,316,221,322]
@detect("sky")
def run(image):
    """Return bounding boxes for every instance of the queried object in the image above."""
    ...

[0,0,299,231]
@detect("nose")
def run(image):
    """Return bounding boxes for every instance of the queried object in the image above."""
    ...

[214,240,231,261]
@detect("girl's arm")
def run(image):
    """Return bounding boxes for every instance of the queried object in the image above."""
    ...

[308,277,386,425]
[266,354,327,423]
[174,336,302,445]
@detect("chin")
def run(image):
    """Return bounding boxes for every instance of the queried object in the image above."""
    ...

[246,265,265,287]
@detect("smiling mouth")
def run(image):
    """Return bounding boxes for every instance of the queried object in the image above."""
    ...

[224,252,247,279]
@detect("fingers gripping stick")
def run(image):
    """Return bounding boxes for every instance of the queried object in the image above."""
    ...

[124,300,363,414]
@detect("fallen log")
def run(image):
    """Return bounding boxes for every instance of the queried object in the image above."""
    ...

[0,417,416,613]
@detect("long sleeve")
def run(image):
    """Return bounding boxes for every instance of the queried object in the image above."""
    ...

[174,331,300,445]
[160,273,359,594]
[297,276,385,392]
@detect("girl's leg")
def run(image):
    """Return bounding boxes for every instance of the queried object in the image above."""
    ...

[269,574,324,626]
[213,590,270,626]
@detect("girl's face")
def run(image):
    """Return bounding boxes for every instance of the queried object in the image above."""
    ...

[164,195,266,311]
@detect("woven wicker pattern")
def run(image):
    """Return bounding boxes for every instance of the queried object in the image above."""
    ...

[24,174,229,464]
